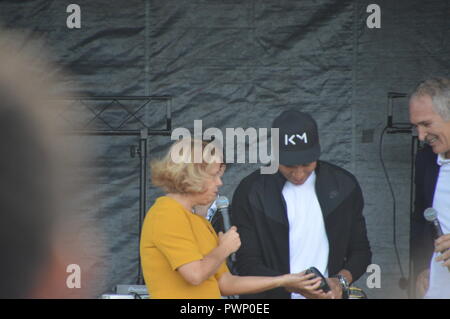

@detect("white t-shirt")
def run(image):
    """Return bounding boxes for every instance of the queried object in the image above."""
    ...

[425,153,450,299]
[282,171,329,299]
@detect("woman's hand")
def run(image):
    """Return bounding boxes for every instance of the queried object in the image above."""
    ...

[218,226,241,256]
[281,272,334,299]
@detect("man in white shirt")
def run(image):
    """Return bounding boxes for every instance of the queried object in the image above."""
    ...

[283,169,330,298]
[232,110,371,299]
[409,77,450,298]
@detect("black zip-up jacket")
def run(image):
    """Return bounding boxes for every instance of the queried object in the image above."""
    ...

[231,161,372,298]
[411,145,439,283]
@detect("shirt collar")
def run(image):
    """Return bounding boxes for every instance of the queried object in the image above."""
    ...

[437,153,450,166]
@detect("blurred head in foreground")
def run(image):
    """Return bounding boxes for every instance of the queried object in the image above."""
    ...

[0,29,101,298]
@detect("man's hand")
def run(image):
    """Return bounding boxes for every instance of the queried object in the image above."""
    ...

[284,272,333,299]
[435,234,450,267]
[327,270,352,299]
[416,269,430,298]
[326,277,343,299]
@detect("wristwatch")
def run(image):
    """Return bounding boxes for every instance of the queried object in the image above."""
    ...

[335,274,350,299]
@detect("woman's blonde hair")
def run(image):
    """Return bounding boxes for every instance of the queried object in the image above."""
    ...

[151,138,224,194]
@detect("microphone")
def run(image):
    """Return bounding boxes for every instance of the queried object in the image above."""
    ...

[216,196,231,231]
[216,195,236,262]
[424,208,444,238]
[424,208,450,272]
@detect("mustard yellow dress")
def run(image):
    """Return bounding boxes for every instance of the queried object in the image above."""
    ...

[140,196,229,299]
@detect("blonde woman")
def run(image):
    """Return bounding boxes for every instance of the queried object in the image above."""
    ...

[140,139,326,299]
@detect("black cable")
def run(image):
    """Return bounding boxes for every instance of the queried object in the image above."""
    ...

[379,126,407,286]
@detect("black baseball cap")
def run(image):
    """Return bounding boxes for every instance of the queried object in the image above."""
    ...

[271,110,321,166]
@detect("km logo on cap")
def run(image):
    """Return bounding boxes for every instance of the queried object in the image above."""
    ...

[284,133,308,146]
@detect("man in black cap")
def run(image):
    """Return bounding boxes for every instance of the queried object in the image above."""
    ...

[231,110,371,299]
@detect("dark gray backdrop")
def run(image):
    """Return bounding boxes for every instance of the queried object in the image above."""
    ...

[1,0,448,298]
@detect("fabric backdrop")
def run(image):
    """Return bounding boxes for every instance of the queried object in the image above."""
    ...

[1,0,448,298]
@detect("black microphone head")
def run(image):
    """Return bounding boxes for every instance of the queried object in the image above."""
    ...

[424,208,438,222]
[216,196,229,209]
